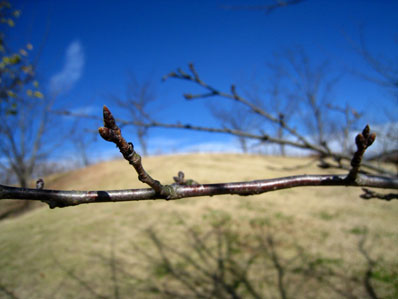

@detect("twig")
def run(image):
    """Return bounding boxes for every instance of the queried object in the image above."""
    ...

[346,125,376,181]
[220,0,306,15]
[360,188,398,201]
[98,106,170,198]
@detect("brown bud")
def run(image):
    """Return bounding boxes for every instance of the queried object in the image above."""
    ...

[355,134,365,150]
[98,127,113,142]
[102,106,117,130]
[173,171,185,184]
[367,133,376,147]
[362,125,370,139]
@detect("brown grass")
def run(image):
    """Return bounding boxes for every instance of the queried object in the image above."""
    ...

[0,154,397,298]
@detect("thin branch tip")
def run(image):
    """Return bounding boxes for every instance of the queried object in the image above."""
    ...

[347,125,376,181]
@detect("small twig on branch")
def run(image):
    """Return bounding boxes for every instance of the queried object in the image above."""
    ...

[173,171,200,187]
[360,188,398,201]
[36,178,44,190]
[98,106,176,199]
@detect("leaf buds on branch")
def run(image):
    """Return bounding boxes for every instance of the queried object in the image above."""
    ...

[346,125,376,181]
[173,171,200,186]
[99,106,165,194]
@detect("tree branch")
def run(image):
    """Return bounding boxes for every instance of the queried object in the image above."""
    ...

[51,108,395,176]
[0,172,397,209]
[2,107,395,209]
[162,64,394,176]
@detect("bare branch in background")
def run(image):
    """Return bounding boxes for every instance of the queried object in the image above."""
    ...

[221,0,306,15]
[114,74,157,156]
[1,107,397,208]
[327,102,363,154]
[351,29,398,99]
[0,94,57,188]
[360,188,398,201]
[162,63,393,176]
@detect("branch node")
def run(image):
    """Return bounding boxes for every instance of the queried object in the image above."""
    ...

[172,171,200,187]
[36,178,44,190]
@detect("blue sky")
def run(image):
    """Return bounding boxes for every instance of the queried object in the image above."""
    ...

[9,0,398,161]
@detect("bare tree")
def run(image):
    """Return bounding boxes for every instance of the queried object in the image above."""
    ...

[0,94,57,188]
[210,104,258,153]
[352,30,398,103]
[157,63,392,173]
[69,122,94,168]
[242,56,302,155]
[113,73,157,156]
[327,102,363,154]
[272,49,341,148]
[0,1,57,190]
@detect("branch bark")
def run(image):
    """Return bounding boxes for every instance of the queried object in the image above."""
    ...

[0,173,397,208]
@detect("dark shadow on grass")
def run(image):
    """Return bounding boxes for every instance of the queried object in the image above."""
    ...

[129,215,394,299]
[23,215,395,299]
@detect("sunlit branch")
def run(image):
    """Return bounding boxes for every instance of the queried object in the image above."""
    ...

[1,107,397,208]
[0,173,397,208]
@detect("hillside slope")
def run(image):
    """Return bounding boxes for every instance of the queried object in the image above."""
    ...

[1,154,397,298]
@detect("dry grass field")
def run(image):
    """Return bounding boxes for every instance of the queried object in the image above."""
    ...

[0,154,397,298]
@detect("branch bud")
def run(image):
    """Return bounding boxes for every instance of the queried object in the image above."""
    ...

[98,127,113,142]
[367,133,376,147]
[184,93,194,100]
[102,106,118,130]
[362,125,370,139]
[355,134,366,150]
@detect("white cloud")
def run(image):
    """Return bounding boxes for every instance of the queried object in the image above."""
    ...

[49,40,84,96]
[177,140,241,154]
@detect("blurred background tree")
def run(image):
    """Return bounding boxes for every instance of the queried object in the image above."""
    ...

[0,1,63,217]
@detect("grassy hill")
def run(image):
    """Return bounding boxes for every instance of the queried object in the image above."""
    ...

[1,154,397,298]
